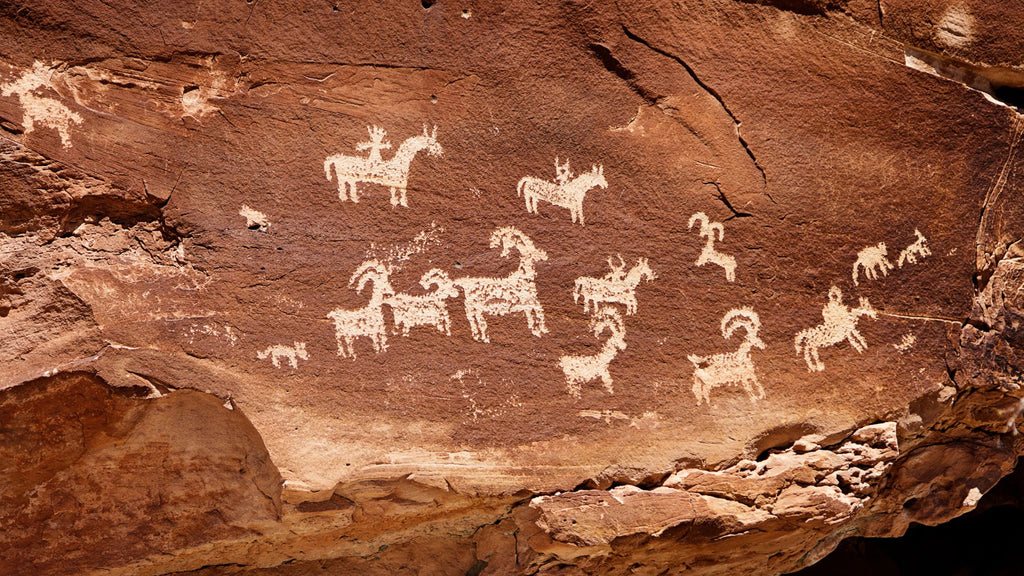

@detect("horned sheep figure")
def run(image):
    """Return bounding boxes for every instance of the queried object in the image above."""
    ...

[688,212,737,282]
[559,306,627,397]
[453,227,549,343]
[326,260,396,359]
[688,308,766,405]
[387,268,460,337]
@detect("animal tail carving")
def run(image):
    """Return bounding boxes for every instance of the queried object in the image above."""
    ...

[517,178,528,197]
[324,158,335,182]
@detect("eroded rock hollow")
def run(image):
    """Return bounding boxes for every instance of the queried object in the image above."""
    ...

[3,1,1024,574]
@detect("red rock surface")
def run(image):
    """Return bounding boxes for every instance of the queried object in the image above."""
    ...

[2,1,1024,574]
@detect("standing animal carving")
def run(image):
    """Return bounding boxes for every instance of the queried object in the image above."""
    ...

[324,125,442,207]
[326,260,396,359]
[897,229,931,267]
[257,342,309,369]
[386,268,460,337]
[559,306,627,397]
[688,212,737,282]
[688,308,766,405]
[572,255,656,315]
[795,286,878,372]
[517,159,607,224]
[453,227,548,343]
[852,242,893,285]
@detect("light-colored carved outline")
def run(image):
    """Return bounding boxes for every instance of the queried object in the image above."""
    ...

[386,268,460,337]
[852,242,893,286]
[559,306,626,397]
[688,308,765,405]
[573,255,656,315]
[897,229,931,268]
[453,227,548,343]
[688,212,737,282]
[517,158,607,225]
[324,125,442,207]
[257,342,308,368]
[795,286,878,372]
[326,260,396,359]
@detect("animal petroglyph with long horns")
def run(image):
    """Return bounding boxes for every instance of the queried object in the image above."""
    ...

[453,227,548,343]
[559,306,627,397]
[688,308,766,405]
[327,260,396,359]
[688,212,737,282]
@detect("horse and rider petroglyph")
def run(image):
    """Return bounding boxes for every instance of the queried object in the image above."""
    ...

[454,227,549,343]
[387,268,460,337]
[688,212,737,282]
[573,255,656,315]
[560,306,627,397]
[517,158,607,224]
[324,125,442,207]
[688,308,766,405]
[852,242,893,285]
[327,260,396,359]
[795,286,878,372]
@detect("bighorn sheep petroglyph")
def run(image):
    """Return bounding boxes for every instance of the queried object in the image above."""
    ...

[688,212,737,282]
[326,260,396,359]
[453,227,548,343]
[688,308,766,405]
[560,306,627,397]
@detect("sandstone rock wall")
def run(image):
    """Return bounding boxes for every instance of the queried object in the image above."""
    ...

[2,1,1024,574]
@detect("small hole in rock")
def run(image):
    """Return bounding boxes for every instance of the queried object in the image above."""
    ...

[247,224,261,231]
[183,85,200,94]
[421,0,434,8]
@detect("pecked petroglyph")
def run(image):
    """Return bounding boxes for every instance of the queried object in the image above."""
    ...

[559,306,627,397]
[894,332,917,352]
[386,268,460,337]
[688,212,737,282]
[453,227,548,343]
[517,158,607,224]
[573,255,656,315]
[852,242,893,285]
[324,125,442,207]
[897,229,931,267]
[327,260,396,359]
[363,221,444,272]
[795,286,878,372]
[688,308,766,405]
[1,61,83,148]
[239,205,270,231]
[257,342,309,368]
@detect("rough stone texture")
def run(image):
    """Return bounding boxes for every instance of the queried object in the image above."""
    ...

[2,1,1024,574]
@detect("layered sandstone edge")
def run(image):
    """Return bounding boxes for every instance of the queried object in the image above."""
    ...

[2,1,1024,575]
